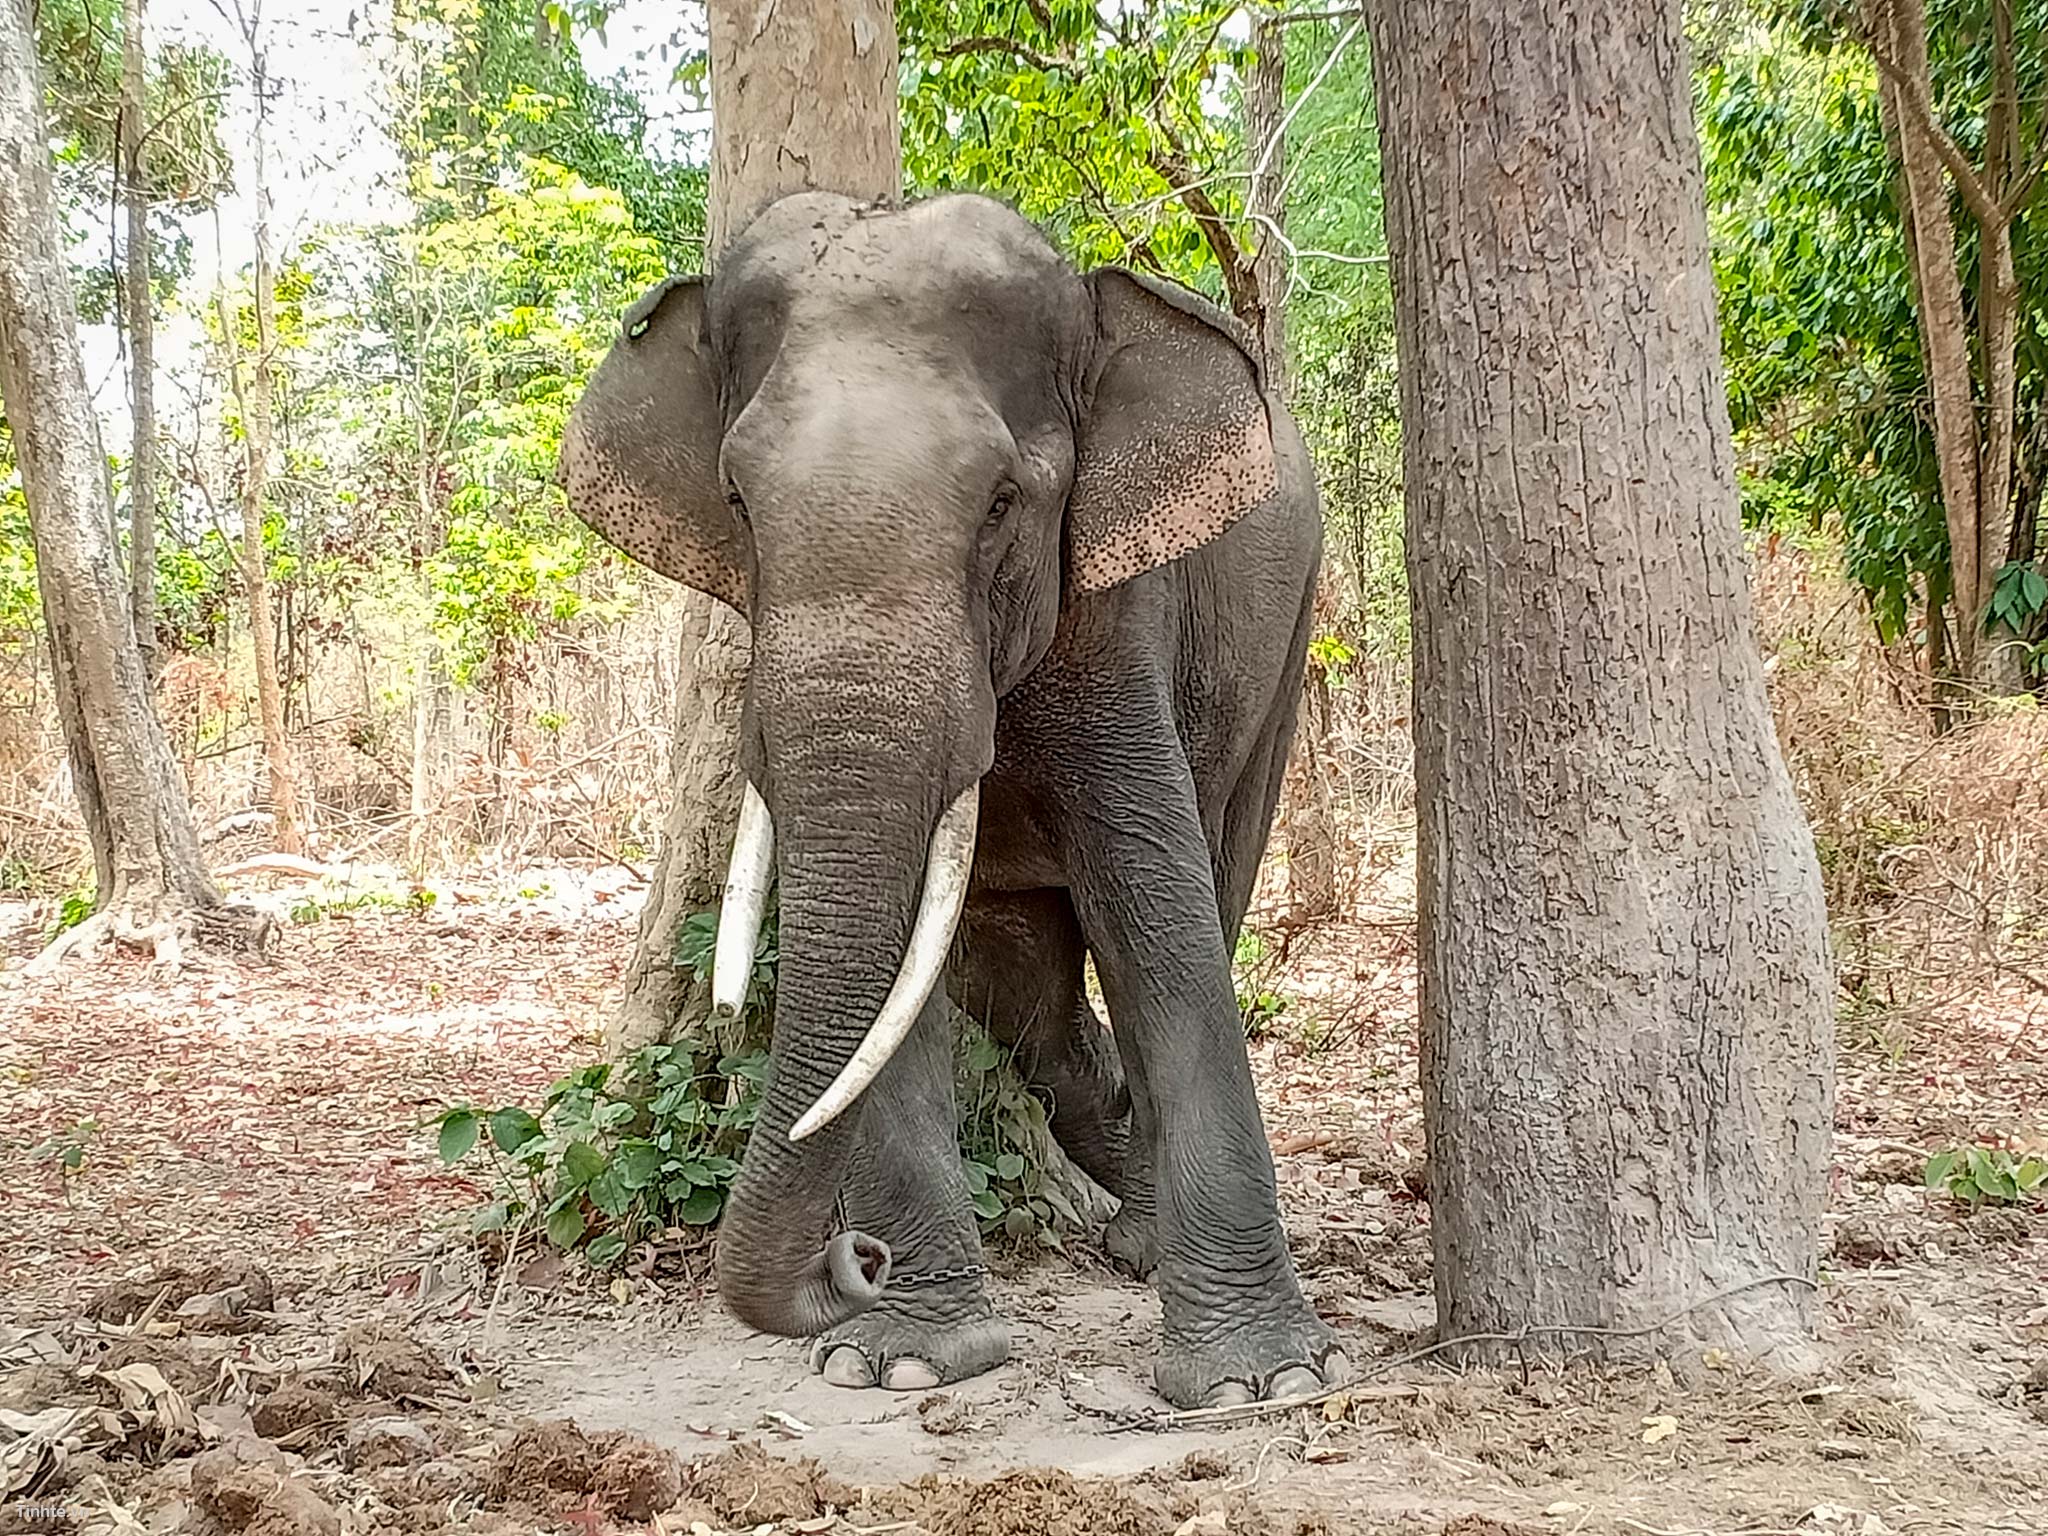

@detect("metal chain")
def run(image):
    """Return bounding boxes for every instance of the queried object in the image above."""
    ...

[889,1262,988,1290]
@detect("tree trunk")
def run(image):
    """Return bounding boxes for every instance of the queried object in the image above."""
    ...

[1875,0,1982,688]
[607,0,902,1055]
[0,0,258,968]
[1371,0,1835,1361]
[120,0,159,680]
[219,12,305,857]
[1247,18,1339,923]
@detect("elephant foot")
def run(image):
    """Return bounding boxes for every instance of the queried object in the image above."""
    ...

[810,1296,1010,1392]
[1153,1307,1349,1410]
[1102,1203,1159,1279]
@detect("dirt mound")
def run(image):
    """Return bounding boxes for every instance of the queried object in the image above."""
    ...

[251,1381,345,1443]
[874,1468,1168,1536]
[488,1417,681,1521]
[188,1440,341,1536]
[676,1440,853,1525]
[335,1322,449,1399]
[85,1259,276,1327]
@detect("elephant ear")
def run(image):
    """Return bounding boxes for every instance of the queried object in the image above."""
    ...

[557,276,748,612]
[1067,269,1280,595]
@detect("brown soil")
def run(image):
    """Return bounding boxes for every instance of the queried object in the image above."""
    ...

[2,876,2044,1535]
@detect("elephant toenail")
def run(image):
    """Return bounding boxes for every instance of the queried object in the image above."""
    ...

[881,1358,941,1391]
[1203,1379,1257,1408]
[1319,1348,1352,1383]
[1267,1366,1324,1400]
[820,1347,877,1388]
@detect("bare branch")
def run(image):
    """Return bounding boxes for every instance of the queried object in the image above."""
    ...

[934,35,1074,72]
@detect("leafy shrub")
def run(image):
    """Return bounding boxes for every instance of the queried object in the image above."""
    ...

[1234,928,1290,1038]
[1924,1145,2046,1208]
[437,898,776,1264]
[440,896,1088,1262]
[954,1024,1085,1251]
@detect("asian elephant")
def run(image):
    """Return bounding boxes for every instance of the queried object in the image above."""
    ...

[558,191,1344,1409]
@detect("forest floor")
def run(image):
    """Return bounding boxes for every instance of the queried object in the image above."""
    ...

[2,856,2046,1536]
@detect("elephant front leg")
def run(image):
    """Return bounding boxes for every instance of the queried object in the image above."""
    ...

[811,991,1010,1392]
[1073,798,1348,1409]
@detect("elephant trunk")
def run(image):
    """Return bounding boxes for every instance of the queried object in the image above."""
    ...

[712,737,978,1338]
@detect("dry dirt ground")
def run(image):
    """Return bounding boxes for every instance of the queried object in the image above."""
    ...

[2,861,2046,1536]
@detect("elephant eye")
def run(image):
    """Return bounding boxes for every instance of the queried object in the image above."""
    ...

[985,489,1016,526]
[725,483,749,524]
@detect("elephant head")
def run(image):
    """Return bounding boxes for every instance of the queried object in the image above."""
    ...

[558,192,1282,1339]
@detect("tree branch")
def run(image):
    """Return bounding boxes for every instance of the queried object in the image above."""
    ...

[934,35,1074,72]
[1854,5,2002,227]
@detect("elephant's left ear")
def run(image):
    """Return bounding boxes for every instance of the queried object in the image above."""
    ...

[1067,269,1280,595]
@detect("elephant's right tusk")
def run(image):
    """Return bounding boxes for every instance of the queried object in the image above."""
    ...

[712,782,775,1018]
[788,782,980,1143]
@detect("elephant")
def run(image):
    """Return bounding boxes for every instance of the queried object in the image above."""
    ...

[557,190,1345,1409]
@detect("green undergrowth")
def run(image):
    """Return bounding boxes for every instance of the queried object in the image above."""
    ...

[435,898,1083,1268]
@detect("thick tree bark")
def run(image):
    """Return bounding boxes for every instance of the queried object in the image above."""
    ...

[219,7,305,856]
[0,0,254,968]
[120,0,159,680]
[1371,0,1835,1361]
[607,0,903,1055]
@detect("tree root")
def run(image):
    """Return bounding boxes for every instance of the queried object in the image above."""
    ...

[27,896,277,976]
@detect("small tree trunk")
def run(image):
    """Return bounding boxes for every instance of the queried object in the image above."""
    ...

[218,16,305,856]
[607,0,902,1054]
[1869,0,1986,682]
[0,0,259,968]
[1371,0,1835,1361]
[120,0,159,680]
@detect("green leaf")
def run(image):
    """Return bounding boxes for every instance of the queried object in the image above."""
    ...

[679,1186,724,1225]
[471,1201,511,1234]
[994,1152,1026,1181]
[561,1141,607,1185]
[1923,1150,1958,1189]
[586,1233,628,1266]
[614,1140,663,1189]
[547,1203,587,1249]
[587,1167,633,1217]
[438,1110,479,1165]
[970,1188,1004,1221]
[1002,1206,1036,1240]
[2014,1157,2047,1193]
[961,1160,991,1195]
[489,1107,543,1152]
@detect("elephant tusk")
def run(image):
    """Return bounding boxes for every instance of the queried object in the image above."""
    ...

[712,782,776,1018]
[788,782,980,1143]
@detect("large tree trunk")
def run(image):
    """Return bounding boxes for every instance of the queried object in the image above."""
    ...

[0,0,257,969]
[120,0,159,680]
[1371,0,1834,1361]
[607,0,902,1055]
[219,9,305,856]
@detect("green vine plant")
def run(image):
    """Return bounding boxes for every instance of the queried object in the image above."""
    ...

[436,898,1090,1265]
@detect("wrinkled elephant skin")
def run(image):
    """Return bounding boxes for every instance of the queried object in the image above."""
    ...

[559,193,1343,1408]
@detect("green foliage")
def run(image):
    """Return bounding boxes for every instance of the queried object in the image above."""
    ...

[955,1025,1085,1250]
[437,1040,765,1262]
[31,1119,102,1180]
[51,889,96,940]
[0,438,37,654]
[1924,1145,2048,1208]
[1698,5,2048,651]
[1233,928,1289,1038]
[409,0,707,264]
[32,0,232,313]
